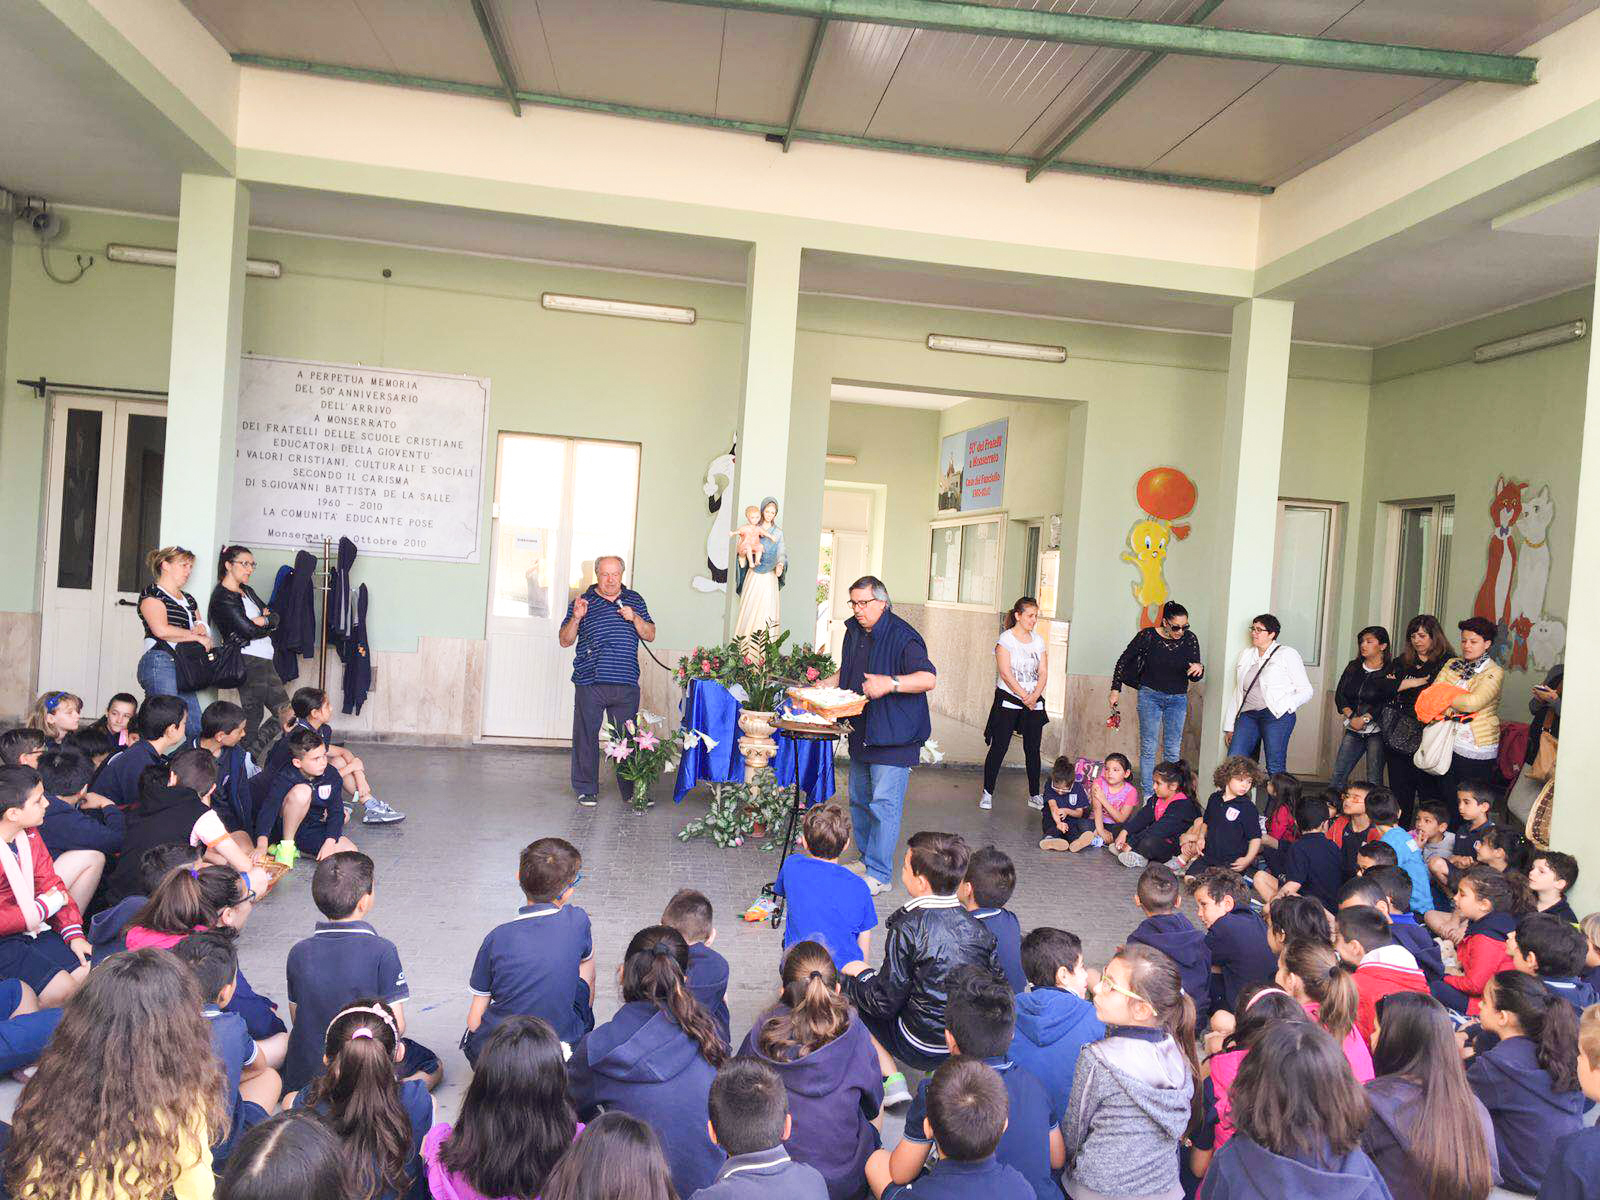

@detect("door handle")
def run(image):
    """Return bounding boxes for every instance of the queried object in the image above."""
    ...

[116,598,137,607]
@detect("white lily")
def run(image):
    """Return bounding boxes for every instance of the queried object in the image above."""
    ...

[920,739,945,765]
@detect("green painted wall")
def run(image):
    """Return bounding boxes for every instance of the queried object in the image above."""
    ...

[1359,287,1593,718]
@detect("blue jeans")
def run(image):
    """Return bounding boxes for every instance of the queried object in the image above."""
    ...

[1136,689,1189,797]
[848,759,912,885]
[136,644,202,742]
[1228,709,1296,776]
[1329,730,1384,789]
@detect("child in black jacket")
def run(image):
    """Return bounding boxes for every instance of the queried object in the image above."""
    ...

[1110,760,1200,870]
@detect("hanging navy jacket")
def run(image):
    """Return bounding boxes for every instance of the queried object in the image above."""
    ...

[567,1000,723,1197]
[341,583,372,715]
[1467,1034,1584,1193]
[1200,1134,1391,1200]
[327,537,357,655]
[271,550,319,684]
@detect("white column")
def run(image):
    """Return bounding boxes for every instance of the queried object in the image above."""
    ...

[1550,245,1600,914]
[160,173,249,555]
[1198,298,1295,783]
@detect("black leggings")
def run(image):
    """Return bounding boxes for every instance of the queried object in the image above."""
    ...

[983,703,1043,795]
[1384,746,1452,828]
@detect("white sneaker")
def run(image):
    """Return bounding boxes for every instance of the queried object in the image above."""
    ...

[361,796,406,824]
[978,792,993,810]
[1027,794,1044,810]
[1090,836,1105,849]
[1116,850,1149,870]
[866,877,892,896]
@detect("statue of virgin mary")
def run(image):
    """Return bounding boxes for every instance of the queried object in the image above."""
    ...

[733,496,785,639]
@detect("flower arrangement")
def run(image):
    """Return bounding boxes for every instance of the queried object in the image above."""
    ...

[600,711,715,812]
[673,644,727,692]
[678,768,796,850]
[671,632,836,710]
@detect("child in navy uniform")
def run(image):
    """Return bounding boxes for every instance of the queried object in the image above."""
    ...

[1530,851,1580,924]
[889,967,1058,1200]
[1468,970,1583,1194]
[173,930,281,1169]
[1510,913,1599,1015]
[35,747,123,911]
[1367,866,1447,983]
[198,700,256,838]
[1127,864,1212,1023]
[258,730,358,867]
[773,803,878,968]
[1008,928,1104,1124]
[93,695,188,809]
[284,851,441,1093]
[1434,780,1497,887]
[960,848,1025,994]
[269,686,403,825]
[1038,756,1090,853]
[865,1057,1032,1200]
[465,837,595,1063]
[1187,757,1264,877]
[1252,794,1343,909]
[1541,1004,1600,1200]
[694,1059,828,1200]
[663,888,732,1043]
[1189,867,1277,1016]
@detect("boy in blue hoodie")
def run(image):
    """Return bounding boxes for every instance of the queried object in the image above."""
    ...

[1126,864,1211,1024]
[1541,1004,1600,1200]
[1007,927,1104,1124]
[960,848,1025,994]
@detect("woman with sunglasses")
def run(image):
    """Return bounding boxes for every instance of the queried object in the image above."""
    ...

[1109,601,1204,800]
[212,544,290,759]
[1222,615,1314,779]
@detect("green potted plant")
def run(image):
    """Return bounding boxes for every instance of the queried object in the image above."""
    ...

[600,711,707,812]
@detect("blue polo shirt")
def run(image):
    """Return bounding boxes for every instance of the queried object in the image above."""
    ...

[204,1006,260,1166]
[902,1056,1056,1200]
[774,853,878,967]
[469,902,594,1044]
[1284,832,1344,909]
[95,740,164,808]
[1201,790,1262,866]
[972,908,1026,994]
[565,586,652,686]
[284,920,410,1092]
[1204,910,1277,1014]
[686,942,731,1043]
[882,1155,1033,1200]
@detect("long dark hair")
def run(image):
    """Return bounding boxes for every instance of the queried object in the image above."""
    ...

[1370,993,1494,1200]
[621,926,726,1066]
[541,1111,678,1200]
[221,1109,350,1200]
[1003,596,1038,632]
[218,544,253,583]
[300,1000,416,1200]
[1356,625,1393,668]
[1263,772,1302,831]
[1282,937,1360,1043]
[757,940,854,1061]
[1231,1021,1369,1160]
[440,1016,576,1200]
[132,864,247,935]
[1151,759,1195,800]
[1399,615,1455,669]
[1485,971,1579,1093]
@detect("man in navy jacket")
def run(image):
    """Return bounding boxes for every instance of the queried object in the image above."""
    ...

[819,577,936,894]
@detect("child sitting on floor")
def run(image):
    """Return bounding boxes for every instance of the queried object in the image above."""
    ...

[265,687,403,826]
[1038,756,1090,852]
[865,1058,1032,1200]
[1541,1004,1600,1200]
[1530,850,1580,923]
[35,746,121,911]
[0,764,90,1008]
[663,887,731,1043]
[1127,863,1211,1022]
[199,700,258,840]
[284,850,441,1094]
[1433,866,1529,1016]
[1367,865,1447,983]
[1510,912,1598,1015]
[1412,799,1455,875]
[1186,757,1264,877]
[1332,905,1427,1047]
[464,837,595,1063]
[1009,927,1103,1125]
[840,832,999,1100]
[960,847,1025,993]
[94,695,189,810]
[87,692,137,748]
[1440,780,1498,880]
[698,1058,829,1200]
[1109,759,1201,871]
[1252,794,1342,909]
[1276,937,1373,1081]
[1366,787,1432,916]
[27,690,82,745]
[773,802,878,968]
[88,842,196,963]
[1189,867,1277,1016]
[1330,780,1382,880]
[258,730,359,867]
[1063,754,1138,853]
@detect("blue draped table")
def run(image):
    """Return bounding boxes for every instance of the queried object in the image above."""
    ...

[673,679,837,806]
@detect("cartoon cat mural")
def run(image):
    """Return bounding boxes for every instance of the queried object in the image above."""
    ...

[1508,485,1553,671]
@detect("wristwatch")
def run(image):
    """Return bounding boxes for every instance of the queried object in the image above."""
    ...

[890,675,900,693]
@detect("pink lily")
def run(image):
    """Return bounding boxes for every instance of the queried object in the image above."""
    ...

[606,742,631,761]
[636,730,659,751]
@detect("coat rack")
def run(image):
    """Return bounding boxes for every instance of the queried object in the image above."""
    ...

[309,536,335,692]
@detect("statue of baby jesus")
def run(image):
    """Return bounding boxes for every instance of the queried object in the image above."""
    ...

[731,504,775,569]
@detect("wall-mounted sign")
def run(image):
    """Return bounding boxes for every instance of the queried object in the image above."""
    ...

[936,418,1007,512]
[231,355,490,563]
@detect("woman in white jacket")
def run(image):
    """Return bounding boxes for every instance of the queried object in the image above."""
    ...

[1223,613,1314,776]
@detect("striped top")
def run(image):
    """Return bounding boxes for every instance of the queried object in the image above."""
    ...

[138,584,198,650]
[564,586,651,686]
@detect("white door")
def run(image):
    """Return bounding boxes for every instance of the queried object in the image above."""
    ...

[40,395,167,710]
[827,530,869,662]
[1271,501,1341,776]
[481,435,640,740]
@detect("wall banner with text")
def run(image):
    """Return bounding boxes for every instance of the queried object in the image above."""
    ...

[934,418,1007,512]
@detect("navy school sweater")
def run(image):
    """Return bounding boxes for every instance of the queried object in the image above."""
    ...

[1129,913,1212,1022]
[1466,1033,1584,1194]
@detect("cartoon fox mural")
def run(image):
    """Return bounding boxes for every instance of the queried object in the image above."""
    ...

[1473,475,1524,631]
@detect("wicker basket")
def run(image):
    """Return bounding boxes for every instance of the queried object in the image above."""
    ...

[787,686,867,720]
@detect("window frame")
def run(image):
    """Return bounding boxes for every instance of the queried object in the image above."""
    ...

[1381,496,1455,632]
[927,512,1008,612]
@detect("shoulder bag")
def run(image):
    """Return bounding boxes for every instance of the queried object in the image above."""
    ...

[1230,645,1280,729]
[168,639,246,692]
[1413,720,1454,776]
[1378,676,1425,755]
[1526,730,1558,783]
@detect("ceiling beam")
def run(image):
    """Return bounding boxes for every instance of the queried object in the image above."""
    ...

[232,54,1272,194]
[468,0,522,116]
[783,18,829,152]
[656,0,1538,85]
[1026,0,1224,183]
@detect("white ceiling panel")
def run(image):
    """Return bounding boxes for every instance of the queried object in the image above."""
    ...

[792,21,916,135]
[533,0,727,113]
[182,0,395,71]
[344,0,501,88]
[492,2,563,94]
[713,12,818,124]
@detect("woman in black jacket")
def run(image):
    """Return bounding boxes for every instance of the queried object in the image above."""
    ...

[1380,614,1455,825]
[210,545,288,758]
[1329,625,1395,790]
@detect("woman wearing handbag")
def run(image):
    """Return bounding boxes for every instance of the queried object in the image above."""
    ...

[1222,613,1313,776]
[1379,615,1454,825]
[135,546,210,738]
[1431,617,1505,801]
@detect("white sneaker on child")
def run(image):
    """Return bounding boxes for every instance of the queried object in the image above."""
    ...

[1027,795,1044,810]
[1116,850,1149,869]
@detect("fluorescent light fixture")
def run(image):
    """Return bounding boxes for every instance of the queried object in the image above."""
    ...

[926,333,1066,362]
[1474,320,1585,364]
[542,292,696,324]
[105,243,282,278]
[825,452,858,466]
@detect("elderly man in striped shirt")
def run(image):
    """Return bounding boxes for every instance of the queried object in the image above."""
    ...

[559,555,656,808]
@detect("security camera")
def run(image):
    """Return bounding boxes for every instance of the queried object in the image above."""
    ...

[29,210,61,241]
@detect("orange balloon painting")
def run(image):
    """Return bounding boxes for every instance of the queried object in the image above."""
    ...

[1122,467,1198,629]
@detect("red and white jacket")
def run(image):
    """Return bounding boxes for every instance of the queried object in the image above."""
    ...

[0,829,84,943]
[1354,944,1429,1046]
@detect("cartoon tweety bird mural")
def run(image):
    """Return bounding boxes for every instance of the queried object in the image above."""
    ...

[1122,467,1198,630]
